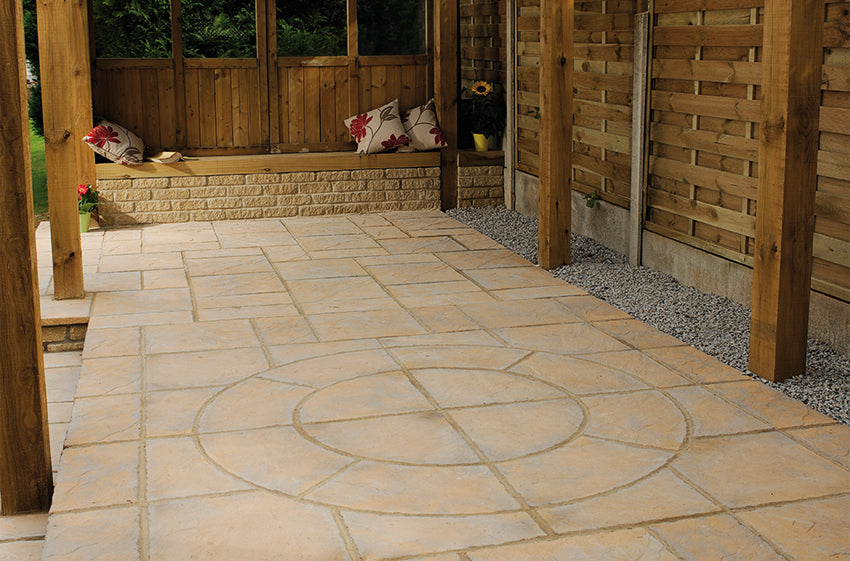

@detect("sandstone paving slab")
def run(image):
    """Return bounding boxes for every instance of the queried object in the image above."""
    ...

[0,540,43,560]
[736,495,850,561]
[30,213,850,561]
[672,432,850,508]
[341,510,544,561]
[42,506,140,561]
[147,492,350,561]
[651,513,789,561]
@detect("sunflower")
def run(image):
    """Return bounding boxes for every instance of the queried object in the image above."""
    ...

[472,80,492,96]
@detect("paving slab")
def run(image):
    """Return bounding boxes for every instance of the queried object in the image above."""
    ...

[13,213,849,561]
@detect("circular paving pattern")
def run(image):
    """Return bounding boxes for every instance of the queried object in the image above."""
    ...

[197,346,690,516]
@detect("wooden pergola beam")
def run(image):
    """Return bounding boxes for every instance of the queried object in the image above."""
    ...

[749,0,824,382]
[538,0,574,269]
[36,0,95,300]
[0,0,53,515]
[434,0,459,210]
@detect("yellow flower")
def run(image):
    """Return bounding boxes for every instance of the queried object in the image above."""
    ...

[472,81,492,96]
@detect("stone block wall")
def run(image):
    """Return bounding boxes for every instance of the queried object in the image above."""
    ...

[42,321,87,352]
[457,165,505,207]
[97,167,442,226]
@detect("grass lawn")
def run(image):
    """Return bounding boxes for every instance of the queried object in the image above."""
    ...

[30,123,48,216]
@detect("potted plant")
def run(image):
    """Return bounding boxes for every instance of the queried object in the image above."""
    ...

[460,81,506,151]
[77,184,99,232]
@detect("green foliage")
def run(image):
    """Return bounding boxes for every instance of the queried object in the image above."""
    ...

[358,0,425,56]
[277,0,346,57]
[30,124,48,215]
[92,0,172,58]
[182,1,256,58]
[584,192,601,208]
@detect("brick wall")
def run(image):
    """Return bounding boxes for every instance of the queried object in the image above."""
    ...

[97,168,442,226]
[42,321,87,352]
[457,165,505,208]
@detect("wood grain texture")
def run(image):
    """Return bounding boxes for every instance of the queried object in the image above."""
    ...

[537,0,574,268]
[0,0,53,514]
[749,0,824,381]
[37,0,86,299]
[435,0,459,210]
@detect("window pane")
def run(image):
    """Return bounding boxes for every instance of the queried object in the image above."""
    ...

[93,0,172,58]
[182,0,256,58]
[277,0,346,57]
[358,0,425,56]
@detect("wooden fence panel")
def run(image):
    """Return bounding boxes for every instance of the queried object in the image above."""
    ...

[647,0,850,303]
[516,0,540,175]
[646,3,763,266]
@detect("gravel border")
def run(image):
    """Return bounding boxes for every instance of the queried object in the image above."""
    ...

[448,206,850,426]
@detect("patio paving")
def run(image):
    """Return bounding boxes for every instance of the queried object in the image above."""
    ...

[14,211,850,560]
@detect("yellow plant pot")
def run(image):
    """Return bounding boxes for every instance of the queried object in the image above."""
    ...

[79,212,91,233]
[472,133,490,152]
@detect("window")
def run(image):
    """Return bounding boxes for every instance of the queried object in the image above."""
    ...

[357,0,426,56]
[181,0,256,58]
[92,0,172,58]
[277,0,346,57]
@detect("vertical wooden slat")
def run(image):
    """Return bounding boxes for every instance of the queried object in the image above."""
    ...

[435,0,459,210]
[214,68,233,147]
[347,0,360,116]
[171,0,187,147]
[538,0,574,269]
[37,0,87,299]
[184,68,200,147]
[247,67,262,146]
[199,69,216,147]
[288,67,305,143]
[277,65,289,146]
[304,67,322,143]
[264,0,279,148]
[335,64,350,141]
[142,69,161,149]
[0,0,53,514]
[320,66,336,143]
[629,12,650,266]
[749,0,825,382]
[158,67,177,148]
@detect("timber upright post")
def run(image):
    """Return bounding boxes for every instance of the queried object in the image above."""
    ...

[37,0,95,299]
[0,0,54,514]
[538,0,574,269]
[749,0,824,382]
[435,0,459,210]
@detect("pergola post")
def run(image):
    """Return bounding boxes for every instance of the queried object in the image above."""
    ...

[435,0,459,210]
[36,0,95,299]
[0,0,53,514]
[749,0,824,382]
[538,0,574,269]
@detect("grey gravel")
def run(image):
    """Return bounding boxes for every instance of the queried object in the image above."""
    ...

[448,206,850,425]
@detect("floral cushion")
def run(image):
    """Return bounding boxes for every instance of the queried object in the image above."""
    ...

[344,99,410,154]
[83,120,145,165]
[401,99,447,151]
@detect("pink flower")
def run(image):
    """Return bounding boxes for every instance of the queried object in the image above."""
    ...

[349,114,372,142]
[381,134,410,149]
[77,184,89,198]
[84,125,120,148]
[431,127,447,147]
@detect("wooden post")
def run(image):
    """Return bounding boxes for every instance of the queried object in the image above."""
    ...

[434,0,459,210]
[537,0,574,269]
[0,0,54,514]
[37,0,94,299]
[629,12,650,266]
[749,0,824,382]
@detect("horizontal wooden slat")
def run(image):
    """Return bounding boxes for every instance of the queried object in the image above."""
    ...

[96,151,441,179]
[184,58,258,69]
[653,25,762,47]
[653,59,762,84]
[648,189,756,236]
[654,0,764,12]
[652,123,759,160]
[652,92,761,121]
[651,156,758,199]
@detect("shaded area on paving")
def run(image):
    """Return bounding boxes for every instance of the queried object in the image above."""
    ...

[4,212,849,560]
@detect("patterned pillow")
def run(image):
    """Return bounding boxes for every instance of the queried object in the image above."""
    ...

[401,99,447,151]
[344,99,410,154]
[83,120,145,165]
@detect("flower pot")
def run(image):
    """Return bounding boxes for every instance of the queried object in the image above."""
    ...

[472,133,490,152]
[79,211,91,233]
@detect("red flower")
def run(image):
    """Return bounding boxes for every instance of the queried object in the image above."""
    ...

[349,114,373,142]
[381,134,410,149]
[84,125,120,148]
[77,184,89,200]
[431,127,447,147]
[401,110,410,124]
